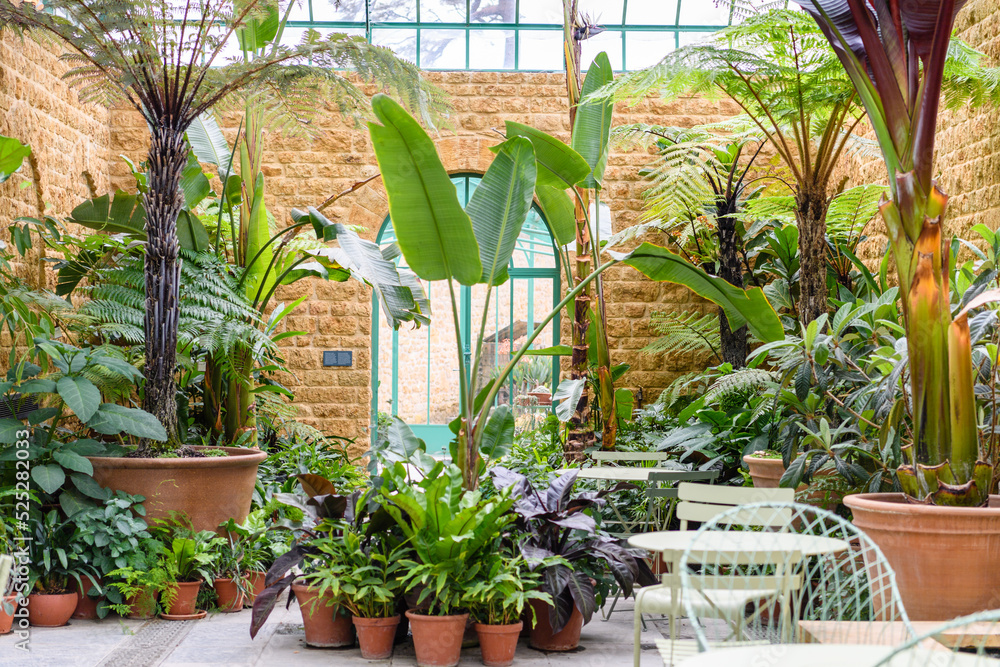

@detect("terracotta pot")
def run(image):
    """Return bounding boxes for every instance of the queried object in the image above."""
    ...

[845,492,1000,621]
[405,609,468,667]
[87,445,266,533]
[527,598,583,651]
[213,578,244,613]
[0,595,17,634]
[244,570,266,607]
[353,615,399,660]
[292,583,354,648]
[126,586,157,620]
[743,455,787,488]
[164,580,202,617]
[27,592,78,627]
[72,575,102,620]
[743,455,843,511]
[475,622,522,667]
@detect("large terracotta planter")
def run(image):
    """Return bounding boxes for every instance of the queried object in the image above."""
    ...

[527,599,584,652]
[87,445,266,533]
[292,583,354,648]
[475,621,522,667]
[353,615,399,660]
[27,593,77,627]
[164,580,202,616]
[406,609,468,667]
[743,455,844,510]
[213,578,244,612]
[0,595,17,634]
[126,586,157,620]
[845,492,1000,621]
[244,570,266,607]
[743,455,786,488]
[73,575,102,620]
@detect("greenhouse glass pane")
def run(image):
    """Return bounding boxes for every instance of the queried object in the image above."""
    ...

[678,0,730,26]
[469,30,516,70]
[471,0,517,23]
[625,0,679,25]
[625,31,674,70]
[581,31,622,71]
[285,0,311,21]
[370,0,417,22]
[517,30,563,70]
[372,28,417,63]
[678,30,713,47]
[420,0,467,22]
[310,0,368,21]
[421,29,467,69]
[519,0,562,25]
[579,0,623,24]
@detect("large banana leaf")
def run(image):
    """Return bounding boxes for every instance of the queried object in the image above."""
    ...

[0,135,30,184]
[69,191,147,238]
[572,52,614,190]
[369,94,482,286]
[466,137,536,285]
[187,113,234,177]
[535,184,577,246]
[614,243,784,343]
[504,121,590,189]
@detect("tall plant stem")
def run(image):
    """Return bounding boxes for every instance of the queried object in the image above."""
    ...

[447,277,475,489]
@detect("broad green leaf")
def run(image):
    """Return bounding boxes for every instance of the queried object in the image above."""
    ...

[31,464,65,495]
[504,121,590,189]
[180,154,211,209]
[59,488,90,518]
[176,210,211,253]
[57,376,101,422]
[553,378,586,422]
[53,449,94,476]
[615,243,784,343]
[572,52,614,190]
[0,135,30,184]
[385,416,425,460]
[187,113,233,176]
[535,184,577,247]
[524,345,572,356]
[69,191,147,239]
[87,404,168,441]
[467,137,536,285]
[480,406,514,461]
[236,2,280,51]
[0,418,23,444]
[369,94,482,285]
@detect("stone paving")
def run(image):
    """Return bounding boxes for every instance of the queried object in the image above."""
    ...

[0,601,680,667]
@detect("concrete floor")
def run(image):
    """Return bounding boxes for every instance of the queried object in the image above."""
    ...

[0,600,681,667]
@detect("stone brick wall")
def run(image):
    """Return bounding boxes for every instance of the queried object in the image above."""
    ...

[0,34,110,287]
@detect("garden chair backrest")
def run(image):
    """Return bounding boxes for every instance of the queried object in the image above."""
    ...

[591,451,670,466]
[0,555,12,595]
[676,482,794,530]
[872,609,1000,667]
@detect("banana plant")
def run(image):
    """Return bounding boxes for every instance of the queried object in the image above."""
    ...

[801,0,1000,505]
[368,93,783,489]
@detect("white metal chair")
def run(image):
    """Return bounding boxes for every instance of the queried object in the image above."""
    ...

[633,484,795,666]
[591,451,672,467]
[679,502,913,658]
[872,609,1000,667]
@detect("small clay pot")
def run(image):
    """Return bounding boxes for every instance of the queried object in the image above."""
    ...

[353,615,400,660]
[126,586,157,620]
[0,595,18,634]
[475,621,523,667]
[244,570,266,607]
[406,609,468,667]
[27,592,78,627]
[72,575,103,620]
[291,582,354,648]
[213,578,244,613]
[163,580,202,617]
[527,599,583,652]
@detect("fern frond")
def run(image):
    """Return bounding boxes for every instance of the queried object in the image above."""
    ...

[644,311,721,360]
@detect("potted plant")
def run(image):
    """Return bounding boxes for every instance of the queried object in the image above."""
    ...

[210,529,248,613]
[222,511,279,607]
[306,526,409,660]
[491,467,655,651]
[73,491,151,619]
[105,563,170,621]
[379,458,515,667]
[466,552,552,667]
[801,0,1000,620]
[151,516,219,620]
[25,510,99,627]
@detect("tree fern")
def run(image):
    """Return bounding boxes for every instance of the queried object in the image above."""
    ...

[644,311,721,361]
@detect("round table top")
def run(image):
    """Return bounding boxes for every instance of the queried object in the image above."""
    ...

[627,529,850,558]
[559,467,666,481]
[678,643,996,667]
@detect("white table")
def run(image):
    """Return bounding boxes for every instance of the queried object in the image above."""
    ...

[628,530,850,559]
[559,467,683,482]
[677,643,998,666]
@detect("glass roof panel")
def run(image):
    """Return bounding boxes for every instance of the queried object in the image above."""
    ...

[517,31,564,70]
[420,0,467,22]
[678,0,731,26]
[372,28,417,62]
[311,0,367,22]
[579,0,624,24]
[581,30,623,71]
[370,0,417,22]
[626,31,675,70]
[519,0,563,25]
[420,29,467,68]
[469,30,516,70]
[625,0,679,25]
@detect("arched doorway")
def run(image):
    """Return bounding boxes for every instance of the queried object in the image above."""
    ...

[370,174,562,454]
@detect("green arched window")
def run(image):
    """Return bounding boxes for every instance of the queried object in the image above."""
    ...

[370,174,561,454]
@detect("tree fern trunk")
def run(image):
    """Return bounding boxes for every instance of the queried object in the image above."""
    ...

[796,188,829,325]
[716,212,747,368]
[137,125,187,455]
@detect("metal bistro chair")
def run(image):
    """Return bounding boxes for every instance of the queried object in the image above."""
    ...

[670,502,913,665]
[873,609,1000,667]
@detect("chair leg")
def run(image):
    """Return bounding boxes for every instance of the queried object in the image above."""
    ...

[603,589,621,621]
[634,590,645,667]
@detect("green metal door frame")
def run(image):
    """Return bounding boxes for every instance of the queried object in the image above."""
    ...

[370,174,562,455]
